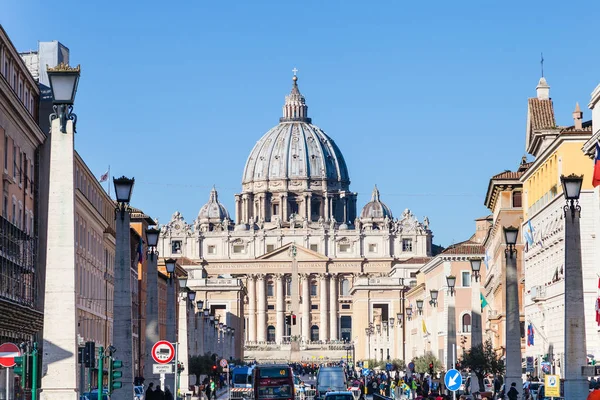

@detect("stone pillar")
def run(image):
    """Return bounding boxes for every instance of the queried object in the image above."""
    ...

[505,246,523,393]
[112,208,134,400]
[40,118,78,400]
[319,274,329,341]
[177,294,190,393]
[144,252,160,381]
[471,276,483,392]
[167,281,176,343]
[342,197,348,224]
[301,274,311,340]
[275,274,285,343]
[444,289,456,370]
[242,195,248,224]
[282,194,288,222]
[307,194,312,221]
[235,195,241,225]
[256,274,267,342]
[247,275,257,342]
[324,194,329,221]
[563,207,588,397]
[329,274,338,340]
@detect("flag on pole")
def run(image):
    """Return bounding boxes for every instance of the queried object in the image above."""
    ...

[527,323,535,346]
[480,293,489,311]
[421,319,428,335]
[137,239,144,263]
[483,249,491,270]
[99,170,109,183]
[524,220,535,246]
[593,143,600,188]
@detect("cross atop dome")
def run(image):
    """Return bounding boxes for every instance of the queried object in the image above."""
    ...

[280,71,311,123]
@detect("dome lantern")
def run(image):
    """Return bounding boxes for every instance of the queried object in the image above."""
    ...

[280,71,311,123]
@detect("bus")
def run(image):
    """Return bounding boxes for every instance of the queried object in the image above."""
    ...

[253,365,295,400]
[232,365,255,388]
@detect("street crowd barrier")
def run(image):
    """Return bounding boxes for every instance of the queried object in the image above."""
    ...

[230,388,254,400]
[295,389,316,400]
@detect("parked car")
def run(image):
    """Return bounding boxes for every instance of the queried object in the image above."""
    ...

[324,391,354,400]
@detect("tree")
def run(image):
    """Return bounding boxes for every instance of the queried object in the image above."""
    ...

[460,339,505,393]
[188,353,219,384]
[412,352,443,375]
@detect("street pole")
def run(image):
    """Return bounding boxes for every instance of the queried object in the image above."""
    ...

[504,227,523,394]
[97,347,104,395]
[562,178,588,397]
[145,232,160,383]
[174,342,179,399]
[32,343,38,400]
[40,66,81,400]
[470,259,483,393]
[113,177,135,400]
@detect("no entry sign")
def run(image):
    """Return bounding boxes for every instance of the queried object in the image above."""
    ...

[0,343,21,368]
[152,340,175,364]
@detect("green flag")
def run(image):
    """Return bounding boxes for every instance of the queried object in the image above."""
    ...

[480,292,489,311]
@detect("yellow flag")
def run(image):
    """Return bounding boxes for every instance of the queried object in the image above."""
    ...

[422,319,428,334]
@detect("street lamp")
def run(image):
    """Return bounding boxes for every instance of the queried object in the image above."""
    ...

[165,258,176,284]
[446,275,456,296]
[178,276,188,289]
[406,306,413,321]
[188,291,196,302]
[416,299,424,315]
[114,176,135,220]
[389,318,395,328]
[503,225,522,394]
[503,226,518,252]
[396,313,403,327]
[47,63,80,133]
[196,299,204,310]
[365,323,374,360]
[430,289,439,307]
[146,227,160,250]
[470,258,482,282]
[560,173,588,396]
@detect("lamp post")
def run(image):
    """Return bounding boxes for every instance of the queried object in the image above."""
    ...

[165,259,177,343]
[416,300,424,316]
[145,227,161,381]
[40,63,81,400]
[365,323,374,361]
[112,176,136,400]
[209,315,215,354]
[446,275,457,371]
[503,226,522,394]
[177,277,192,396]
[429,290,438,307]
[560,174,588,397]
[469,257,483,392]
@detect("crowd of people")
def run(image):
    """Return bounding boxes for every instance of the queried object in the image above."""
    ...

[144,382,175,400]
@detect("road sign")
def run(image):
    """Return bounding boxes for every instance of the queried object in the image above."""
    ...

[545,374,560,397]
[362,368,370,377]
[153,364,174,374]
[0,343,20,368]
[444,369,462,392]
[526,357,534,372]
[408,362,415,371]
[220,358,228,368]
[152,341,175,364]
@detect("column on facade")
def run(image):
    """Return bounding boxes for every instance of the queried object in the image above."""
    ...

[256,274,267,342]
[275,274,285,344]
[263,193,269,222]
[306,193,312,221]
[242,195,248,224]
[319,273,329,341]
[301,274,311,340]
[342,197,348,224]
[329,274,338,340]
[247,275,257,342]
[323,194,329,222]
[282,194,288,222]
[235,195,241,225]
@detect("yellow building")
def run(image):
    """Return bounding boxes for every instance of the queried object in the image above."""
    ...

[521,77,598,375]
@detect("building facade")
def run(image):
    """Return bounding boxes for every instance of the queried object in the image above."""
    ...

[482,160,527,360]
[521,78,600,376]
[159,75,435,361]
[0,24,46,399]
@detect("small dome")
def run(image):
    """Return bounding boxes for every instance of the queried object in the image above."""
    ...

[198,187,230,223]
[360,185,393,219]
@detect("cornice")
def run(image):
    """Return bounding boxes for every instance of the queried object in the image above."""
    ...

[0,79,45,145]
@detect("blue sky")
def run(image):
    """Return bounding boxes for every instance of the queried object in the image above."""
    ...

[3,1,600,247]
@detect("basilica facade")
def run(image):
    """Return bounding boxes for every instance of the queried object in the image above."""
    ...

[158,75,435,362]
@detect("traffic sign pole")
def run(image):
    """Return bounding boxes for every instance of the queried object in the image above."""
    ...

[174,342,178,398]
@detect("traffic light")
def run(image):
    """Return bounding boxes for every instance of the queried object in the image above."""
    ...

[178,362,185,372]
[13,356,27,388]
[285,315,291,325]
[292,314,297,325]
[212,365,217,375]
[108,358,123,393]
[84,341,95,368]
[428,362,434,375]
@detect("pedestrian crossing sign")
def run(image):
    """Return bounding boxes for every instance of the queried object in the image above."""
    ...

[544,374,560,397]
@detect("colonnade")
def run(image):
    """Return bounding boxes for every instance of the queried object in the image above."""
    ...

[245,273,340,344]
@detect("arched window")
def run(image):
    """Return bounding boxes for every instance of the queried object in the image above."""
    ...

[310,325,319,341]
[285,277,291,296]
[341,279,350,296]
[267,281,274,297]
[267,326,276,342]
[462,313,471,333]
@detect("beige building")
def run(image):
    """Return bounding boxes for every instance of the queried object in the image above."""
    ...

[159,75,436,362]
[405,218,489,366]
[482,159,527,360]
[74,152,116,348]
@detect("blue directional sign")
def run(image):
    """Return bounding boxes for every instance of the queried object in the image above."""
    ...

[362,368,370,377]
[444,369,462,392]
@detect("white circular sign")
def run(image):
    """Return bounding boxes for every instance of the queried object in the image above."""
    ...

[220,358,228,368]
[152,340,175,364]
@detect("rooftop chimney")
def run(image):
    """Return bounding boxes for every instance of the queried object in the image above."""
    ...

[573,102,583,130]
[536,77,550,100]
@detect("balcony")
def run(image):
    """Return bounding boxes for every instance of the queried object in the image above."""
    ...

[530,285,547,302]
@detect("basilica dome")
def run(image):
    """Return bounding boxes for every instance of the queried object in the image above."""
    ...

[197,187,230,223]
[242,75,350,191]
[360,186,393,219]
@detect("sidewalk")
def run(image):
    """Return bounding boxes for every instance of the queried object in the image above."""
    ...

[191,386,229,400]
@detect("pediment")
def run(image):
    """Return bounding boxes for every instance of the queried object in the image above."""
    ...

[257,243,329,261]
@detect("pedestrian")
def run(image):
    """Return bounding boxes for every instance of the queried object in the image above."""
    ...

[155,385,165,400]
[146,382,156,400]
[205,378,212,400]
[210,377,216,400]
[507,382,519,400]
[164,386,174,400]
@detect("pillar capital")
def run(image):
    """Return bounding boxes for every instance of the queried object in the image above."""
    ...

[299,273,311,282]
[274,273,284,281]
[256,273,266,281]
[318,272,330,280]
